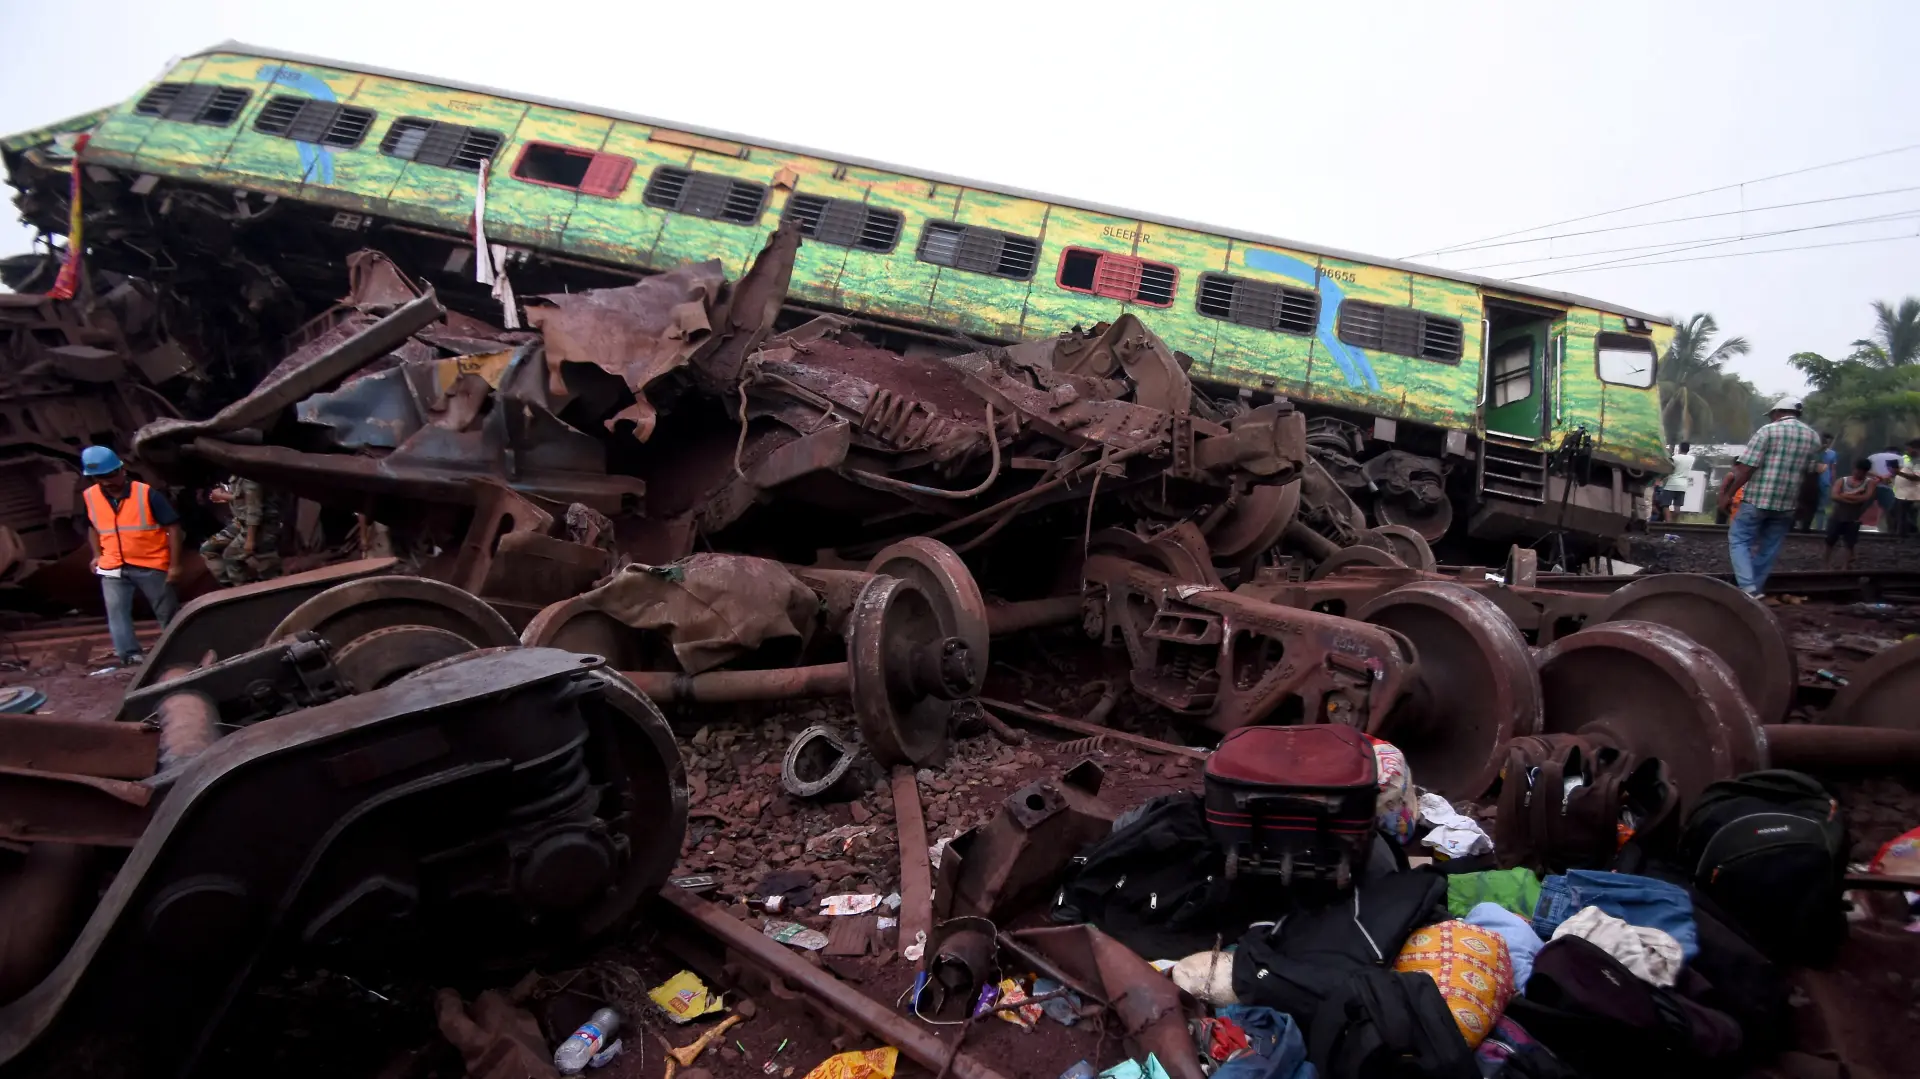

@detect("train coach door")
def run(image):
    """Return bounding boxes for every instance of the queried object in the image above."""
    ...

[1481,299,1562,440]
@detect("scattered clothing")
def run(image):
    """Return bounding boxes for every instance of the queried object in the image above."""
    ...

[1548,906,1682,987]
[1532,870,1697,960]
[1216,1005,1315,1079]
[1099,1057,1172,1079]
[1446,868,1541,920]
[1392,919,1515,1048]
[1419,793,1493,858]
[1464,903,1543,991]
[1472,1015,1550,1078]
[1369,737,1417,843]
[1198,1016,1252,1062]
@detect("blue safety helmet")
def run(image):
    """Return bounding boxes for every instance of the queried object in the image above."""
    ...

[80,445,123,476]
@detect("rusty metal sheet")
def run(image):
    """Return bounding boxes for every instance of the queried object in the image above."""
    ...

[525,261,726,442]
[0,715,158,779]
[577,554,818,675]
[687,225,801,391]
[950,761,1115,920]
[0,764,151,846]
[134,292,444,460]
[1010,924,1203,1079]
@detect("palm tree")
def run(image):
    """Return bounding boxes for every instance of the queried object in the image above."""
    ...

[1850,297,1920,367]
[1659,313,1751,444]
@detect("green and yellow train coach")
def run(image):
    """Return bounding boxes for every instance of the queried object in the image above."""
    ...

[3,43,1675,549]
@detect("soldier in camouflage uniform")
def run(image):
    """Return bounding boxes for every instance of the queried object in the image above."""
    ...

[201,476,282,585]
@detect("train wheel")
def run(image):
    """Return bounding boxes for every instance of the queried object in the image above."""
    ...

[866,538,990,695]
[1370,525,1437,572]
[1310,545,1405,579]
[1535,621,1765,805]
[1825,637,1920,731]
[1359,581,1542,800]
[1592,573,1797,723]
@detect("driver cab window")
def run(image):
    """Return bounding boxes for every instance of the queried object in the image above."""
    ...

[1490,340,1533,405]
[1596,332,1656,387]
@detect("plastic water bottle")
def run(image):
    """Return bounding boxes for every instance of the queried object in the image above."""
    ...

[554,1008,620,1074]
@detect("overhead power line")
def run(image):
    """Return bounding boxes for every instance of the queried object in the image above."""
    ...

[1427,184,1920,256]
[1402,141,1920,258]
[1455,208,1920,272]
[1504,209,1920,278]
[1510,231,1920,280]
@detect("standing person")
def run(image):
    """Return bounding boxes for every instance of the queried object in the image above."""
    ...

[1895,439,1920,537]
[1718,397,1822,598]
[1801,432,1837,531]
[200,475,283,586]
[81,446,184,665]
[1867,445,1903,530]
[1658,442,1695,522]
[1824,459,1879,570]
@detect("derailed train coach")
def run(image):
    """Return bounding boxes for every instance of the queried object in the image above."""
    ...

[0,43,1674,557]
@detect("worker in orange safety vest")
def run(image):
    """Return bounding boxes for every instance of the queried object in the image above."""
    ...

[81,445,184,665]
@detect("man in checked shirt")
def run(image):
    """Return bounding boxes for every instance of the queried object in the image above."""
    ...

[1717,396,1823,598]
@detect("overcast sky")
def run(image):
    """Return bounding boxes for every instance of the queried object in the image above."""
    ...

[3,0,1915,396]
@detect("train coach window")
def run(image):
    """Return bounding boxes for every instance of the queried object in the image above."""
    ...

[1595,332,1657,387]
[512,143,635,198]
[643,166,768,224]
[1489,339,1534,406]
[917,222,1039,280]
[254,96,376,148]
[133,83,252,127]
[1195,273,1319,335]
[1057,248,1178,306]
[1337,300,1463,363]
[784,194,902,251]
[380,118,504,172]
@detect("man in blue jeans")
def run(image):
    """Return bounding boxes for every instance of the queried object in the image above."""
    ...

[81,446,185,665]
[1718,397,1823,597]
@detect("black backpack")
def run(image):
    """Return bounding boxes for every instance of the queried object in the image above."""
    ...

[1679,770,1848,964]
[1495,736,1679,874]
[1232,870,1449,1023]
[1051,792,1237,960]
[1307,969,1479,1079]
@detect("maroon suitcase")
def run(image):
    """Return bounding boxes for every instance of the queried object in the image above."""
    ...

[1204,724,1378,887]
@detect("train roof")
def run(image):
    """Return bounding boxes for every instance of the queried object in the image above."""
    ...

[88,41,1678,326]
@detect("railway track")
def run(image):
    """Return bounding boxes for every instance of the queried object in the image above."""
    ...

[1541,567,1920,600]
[1645,520,1906,541]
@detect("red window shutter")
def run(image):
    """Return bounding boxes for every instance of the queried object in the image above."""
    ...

[580,153,636,198]
[1093,254,1144,300]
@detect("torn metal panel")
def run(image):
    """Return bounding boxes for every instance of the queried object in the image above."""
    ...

[686,225,802,391]
[135,291,445,460]
[949,760,1117,920]
[524,260,726,441]
[1010,924,1203,1079]
[576,554,819,675]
